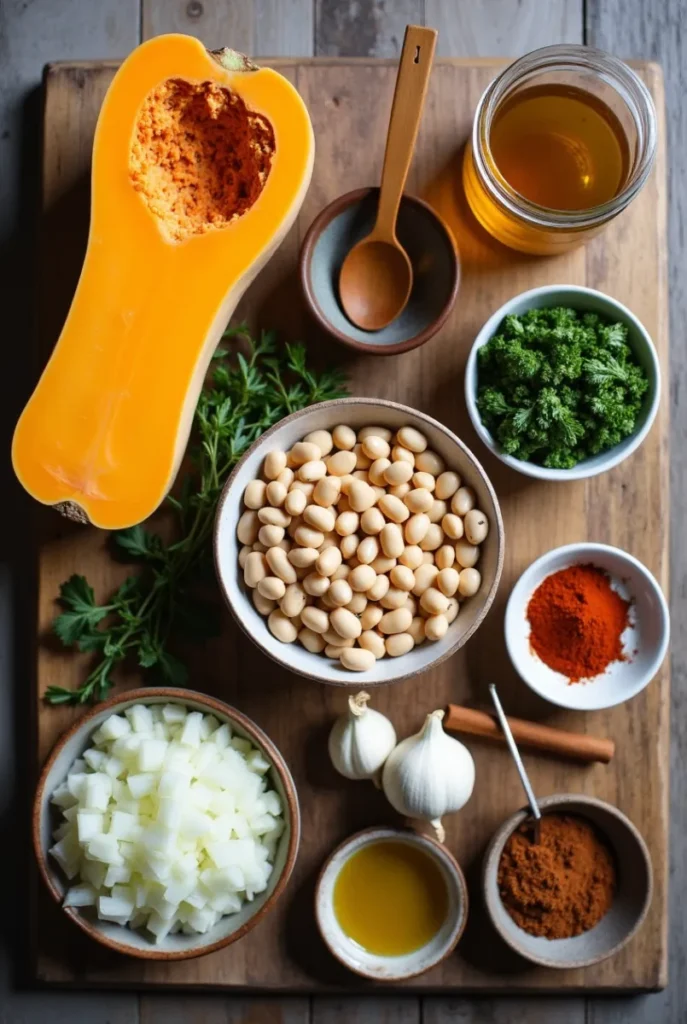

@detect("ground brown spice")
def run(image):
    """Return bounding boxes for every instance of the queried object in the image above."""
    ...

[130,77,275,242]
[498,814,616,938]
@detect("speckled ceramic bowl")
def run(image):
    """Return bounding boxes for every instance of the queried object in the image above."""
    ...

[300,188,460,354]
[315,827,468,980]
[33,688,300,961]
[483,794,652,969]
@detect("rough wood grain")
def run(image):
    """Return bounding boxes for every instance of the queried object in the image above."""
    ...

[312,999,420,1023]
[140,996,309,1023]
[33,57,668,996]
[426,0,583,55]
[315,0,423,57]
[424,998,585,1023]
[584,4,685,1022]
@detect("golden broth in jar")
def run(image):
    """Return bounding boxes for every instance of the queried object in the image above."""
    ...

[333,839,449,956]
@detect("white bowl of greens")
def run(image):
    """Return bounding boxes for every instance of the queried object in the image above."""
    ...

[464,285,660,480]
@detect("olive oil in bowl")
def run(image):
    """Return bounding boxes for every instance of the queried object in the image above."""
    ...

[333,840,449,956]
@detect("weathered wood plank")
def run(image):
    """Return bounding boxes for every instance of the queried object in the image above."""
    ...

[255,0,314,57]
[141,0,254,51]
[586,5,684,1022]
[312,999,420,1023]
[426,0,583,55]
[139,996,310,1023]
[424,998,584,1023]
[315,0,423,57]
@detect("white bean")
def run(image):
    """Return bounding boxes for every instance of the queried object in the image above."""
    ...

[370,555,397,575]
[301,606,330,633]
[353,443,372,470]
[379,523,404,559]
[238,545,251,569]
[356,536,379,565]
[264,450,287,480]
[361,604,384,630]
[285,489,307,517]
[412,471,435,492]
[390,565,415,591]
[408,616,426,645]
[415,450,445,476]
[428,499,448,524]
[425,614,449,641]
[266,546,298,584]
[455,539,480,568]
[316,546,342,577]
[244,551,267,588]
[268,609,298,643]
[384,460,414,486]
[437,567,460,598]
[396,426,427,453]
[330,606,362,640]
[298,459,327,482]
[464,509,489,545]
[404,488,434,514]
[290,441,321,466]
[359,631,386,659]
[367,574,390,602]
[266,481,287,507]
[340,533,360,559]
[325,643,352,658]
[420,524,444,551]
[452,486,476,516]
[446,597,460,624]
[329,452,360,475]
[458,567,482,597]
[359,425,393,442]
[380,587,409,610]
[347,592,368,614]
[378,494,410,523]
[341,647,376,672]
[294,525,325,548]
[399,544,424,570]
[405,513,430,545]
[362,436,391,461]
[413,563,439,596]
[347,479,376,513]
[258,576,286,601]
[304,504,336,534]
[348,564,376,593]
[391,445,415,466]
[420,587,450,616]
[379,607,413,635]
[361,507,385,535]
[288,546,319,568]
[328,579,353,607]
[442,513,464,540]
[258,524,284,548]
[304,429,334,457]
[322,627,352,647]
[237,510,260,545]
[331,563,351,582]
[313,475,341,508]
[369,457,391,486]
[386,633,415,657]
[332,424,356,450]
[278,467,295,489]
[244,479,267,509]
[435,471,461,500]
[299,627,326,653]
[289,479,314,499]
[253,591,276,616]
[335,510,359,536]
[435,544,455,569]
[258,507,291,528]
[303,572,331,597]
[280,583,307,618]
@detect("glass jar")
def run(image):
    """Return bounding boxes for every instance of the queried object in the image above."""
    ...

[463,45,657,255]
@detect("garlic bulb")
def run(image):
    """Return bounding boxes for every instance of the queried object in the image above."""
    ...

[328,691,397,782]
[381,709,475,841]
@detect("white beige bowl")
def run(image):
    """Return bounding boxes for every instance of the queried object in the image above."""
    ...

[214,397,504,686]
[465,285,661,480]
[315,827,468,980]
[33,688,300,960]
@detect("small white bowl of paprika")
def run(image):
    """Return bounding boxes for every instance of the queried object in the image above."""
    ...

[505,542,669,711]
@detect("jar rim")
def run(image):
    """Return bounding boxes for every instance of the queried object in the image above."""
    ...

[471,44,657,230]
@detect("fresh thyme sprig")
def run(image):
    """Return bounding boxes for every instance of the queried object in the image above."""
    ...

[45,326,348,705]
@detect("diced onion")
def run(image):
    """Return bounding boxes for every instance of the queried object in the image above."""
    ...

[49,703,284,944]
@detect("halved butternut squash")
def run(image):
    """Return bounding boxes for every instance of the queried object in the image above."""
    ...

[13,34,314,529]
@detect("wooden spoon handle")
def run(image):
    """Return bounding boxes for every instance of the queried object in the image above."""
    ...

[374,25,437,239]
[444,704,615,764]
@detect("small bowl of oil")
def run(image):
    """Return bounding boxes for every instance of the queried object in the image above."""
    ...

[315,827,468,981]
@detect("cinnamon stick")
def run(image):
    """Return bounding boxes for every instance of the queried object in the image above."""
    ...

[444,704,614,764]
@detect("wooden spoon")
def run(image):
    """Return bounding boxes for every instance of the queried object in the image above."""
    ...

[339,25,437,331]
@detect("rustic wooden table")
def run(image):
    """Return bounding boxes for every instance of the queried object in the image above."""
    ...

[1,1,684,1022]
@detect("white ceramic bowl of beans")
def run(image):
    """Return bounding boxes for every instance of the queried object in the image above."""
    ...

[214,398,504,686]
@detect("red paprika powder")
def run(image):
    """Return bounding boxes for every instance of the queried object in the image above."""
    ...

[527,564,630,683]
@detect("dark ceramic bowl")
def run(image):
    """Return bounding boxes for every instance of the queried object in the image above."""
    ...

[300,187,460,355]
[482,794,652,969]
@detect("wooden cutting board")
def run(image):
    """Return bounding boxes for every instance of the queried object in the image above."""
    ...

[33,58,669,993]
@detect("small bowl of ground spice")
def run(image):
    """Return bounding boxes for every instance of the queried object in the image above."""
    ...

[505,542,669,710]
[483,793,652,969]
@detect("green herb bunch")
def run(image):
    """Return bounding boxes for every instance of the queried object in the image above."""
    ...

[476,306,649,469]
[46,326,348,706]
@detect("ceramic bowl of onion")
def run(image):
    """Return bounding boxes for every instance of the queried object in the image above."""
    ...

[214,397,504,687]
[316,827,468,981]
[482,794,652,969]
[33,688,299,960]
[505,542,669,710]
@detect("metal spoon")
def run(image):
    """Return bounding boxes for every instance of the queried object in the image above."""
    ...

[338,24,437,331]
[489,684,542,845]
